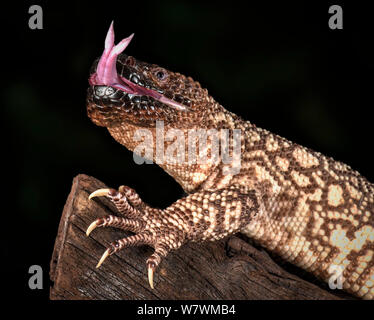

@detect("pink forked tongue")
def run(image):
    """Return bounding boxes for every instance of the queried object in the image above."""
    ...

[96,22,134,86]
[94,22,188,111]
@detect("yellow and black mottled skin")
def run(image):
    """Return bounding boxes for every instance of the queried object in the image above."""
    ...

[86,53,374,299]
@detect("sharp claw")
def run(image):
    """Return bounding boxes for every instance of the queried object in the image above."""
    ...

[88,188,111,200]
[148,265,155,289]
[86,220,100,236]
[96,248,111,268]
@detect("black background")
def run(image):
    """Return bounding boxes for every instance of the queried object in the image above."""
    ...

[4,1,374,302]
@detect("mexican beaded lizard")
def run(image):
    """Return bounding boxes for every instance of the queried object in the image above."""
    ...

[85,23,374,299]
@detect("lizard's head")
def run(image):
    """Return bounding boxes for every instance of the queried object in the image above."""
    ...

[87,23,215,130]
[86,23,239,191]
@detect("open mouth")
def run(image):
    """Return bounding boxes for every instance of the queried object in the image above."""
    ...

[89,22,188,112]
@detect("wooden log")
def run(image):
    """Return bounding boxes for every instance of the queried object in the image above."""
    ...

[49,174,352,300]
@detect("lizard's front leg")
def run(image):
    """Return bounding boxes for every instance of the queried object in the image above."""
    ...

[86,184,260,288]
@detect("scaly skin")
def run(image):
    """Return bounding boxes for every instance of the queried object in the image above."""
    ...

[85,24,374,298]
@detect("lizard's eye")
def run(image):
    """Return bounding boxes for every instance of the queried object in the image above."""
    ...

[155,69,168,81]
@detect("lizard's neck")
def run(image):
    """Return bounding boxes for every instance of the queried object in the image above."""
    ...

[107,105,250,193]
[107,122,219,193]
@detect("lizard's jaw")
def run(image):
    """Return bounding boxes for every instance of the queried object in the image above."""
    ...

[89,22,188,112]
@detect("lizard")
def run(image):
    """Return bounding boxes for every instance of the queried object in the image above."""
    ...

[85,22,374,299]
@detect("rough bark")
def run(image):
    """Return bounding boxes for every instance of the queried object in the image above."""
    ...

[50,174,352,300]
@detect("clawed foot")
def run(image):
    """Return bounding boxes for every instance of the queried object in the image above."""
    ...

[86,184,257,289]
[86,186,186,289]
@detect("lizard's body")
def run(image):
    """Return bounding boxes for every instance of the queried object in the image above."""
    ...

[86,24,374,299]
